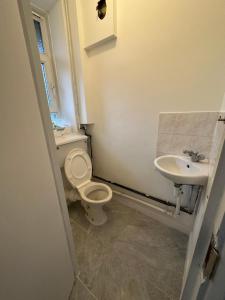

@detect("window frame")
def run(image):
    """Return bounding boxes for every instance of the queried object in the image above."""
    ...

[32,11,59,113]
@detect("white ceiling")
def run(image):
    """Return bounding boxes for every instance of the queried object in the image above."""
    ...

[31,0,57,12]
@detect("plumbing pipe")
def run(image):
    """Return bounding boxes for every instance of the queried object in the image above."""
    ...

[93,175,192,214]
[113,190,173,216]
[174,185,182,216]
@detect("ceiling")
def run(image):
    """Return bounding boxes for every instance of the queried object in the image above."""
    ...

[31,0,57,12]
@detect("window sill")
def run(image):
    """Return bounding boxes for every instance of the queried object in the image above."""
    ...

[54,133,87,146]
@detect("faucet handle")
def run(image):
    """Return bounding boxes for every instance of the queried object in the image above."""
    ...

[183,149,205,162]
[197,154,206,161]
[183,149,194,156]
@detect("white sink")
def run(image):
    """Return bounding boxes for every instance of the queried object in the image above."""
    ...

[154,155,209,185]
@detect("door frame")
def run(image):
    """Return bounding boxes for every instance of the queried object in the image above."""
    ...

[197,214,225,300]
[181,135,225,299]
[17,0,77,272]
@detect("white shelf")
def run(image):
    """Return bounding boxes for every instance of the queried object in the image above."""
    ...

[55,133,87,146]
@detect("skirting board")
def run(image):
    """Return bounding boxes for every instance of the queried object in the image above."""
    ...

[93,176,193,234]
[113,192,193,235]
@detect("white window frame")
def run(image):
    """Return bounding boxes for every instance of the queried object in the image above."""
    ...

[32,12,59,113]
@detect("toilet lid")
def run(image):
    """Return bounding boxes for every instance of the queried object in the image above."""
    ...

[64,148,92,188]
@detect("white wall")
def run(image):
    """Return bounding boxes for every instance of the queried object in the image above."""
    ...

[66,0,91,124]
[75,0,225,202]
[32,0,57,12]
[81,0,116,49]
[48,0,78,129]
[0,1,74,299]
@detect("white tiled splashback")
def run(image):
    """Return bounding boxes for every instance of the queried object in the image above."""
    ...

[157,112,219,158]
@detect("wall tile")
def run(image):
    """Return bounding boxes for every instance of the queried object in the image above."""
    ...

[173,113,200,136]
[158,113,177,134]
[170,135,193,155]
[203,112,219,137]
[156,111,218,158]
[157,134,173,154]
[156,151,166,157]
[189,136,212,157]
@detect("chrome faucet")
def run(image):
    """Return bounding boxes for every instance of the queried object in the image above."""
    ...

[183,150,205,162]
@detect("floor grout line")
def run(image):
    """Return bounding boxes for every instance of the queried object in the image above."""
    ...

[109,238,180,299]
[71,218,90,235]
[69,200,185,300]
[76,274,99,300]
[68,278,76,300]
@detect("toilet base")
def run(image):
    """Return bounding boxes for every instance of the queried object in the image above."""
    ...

[81,201,108,226]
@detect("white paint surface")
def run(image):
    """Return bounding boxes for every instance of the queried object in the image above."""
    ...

[48,0,78,129]
[0,1,74,299]
[55,133,87,146]
[32,0,57,12]
[79,0,116,49]
[76,0,225,203]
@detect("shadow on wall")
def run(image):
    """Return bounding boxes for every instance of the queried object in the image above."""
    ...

[85,38,117,58]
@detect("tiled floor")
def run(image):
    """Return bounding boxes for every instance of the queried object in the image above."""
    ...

[69,199,188,300]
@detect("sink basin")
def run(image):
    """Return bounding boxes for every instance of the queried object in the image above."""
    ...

[154,155,209,185]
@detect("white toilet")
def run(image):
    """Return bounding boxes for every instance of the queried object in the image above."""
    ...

[64,148,112,226]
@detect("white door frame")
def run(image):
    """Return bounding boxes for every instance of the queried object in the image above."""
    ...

[18,0,77,272]
[198,214,225,300]
[181,137,225,299]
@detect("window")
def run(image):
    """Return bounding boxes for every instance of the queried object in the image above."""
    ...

[33,12,59,115]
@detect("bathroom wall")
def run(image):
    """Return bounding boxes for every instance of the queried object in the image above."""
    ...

[75,0,225,203]
[0,1,74,299]
[48,0,78,129]
[157,112,218,158]
[32,0,56,11]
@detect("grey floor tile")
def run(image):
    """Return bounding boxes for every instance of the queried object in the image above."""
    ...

[70,278,96,300]
[70,218,89,274]
[69,198,187,300]
[89,201,137,246]
[105,198,137,215]
[70,218,110,288]
[69,201,91,232]
[115,224,187,298]
[89,241,171,300]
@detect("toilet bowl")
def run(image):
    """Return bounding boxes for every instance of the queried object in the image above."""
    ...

[64,148,112,225]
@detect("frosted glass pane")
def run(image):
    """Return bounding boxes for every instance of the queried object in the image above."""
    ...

[34,19,45,54]
[41,63,53,107]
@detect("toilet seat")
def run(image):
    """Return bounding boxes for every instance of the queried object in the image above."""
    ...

[65,148,92,189]
[65,148,113,225]
[64,148,112,203]
[79,182,112,204]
